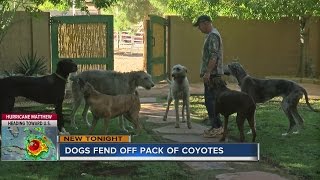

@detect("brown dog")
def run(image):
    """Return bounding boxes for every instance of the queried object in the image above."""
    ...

[209,77,257,142]
[78,78,142,135]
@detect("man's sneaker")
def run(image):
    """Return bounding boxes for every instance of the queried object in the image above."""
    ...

[203,127,214,135]
[215,127,224,135]
[203,127,223,138]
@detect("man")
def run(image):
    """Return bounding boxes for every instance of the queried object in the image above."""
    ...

[193,15,224,137]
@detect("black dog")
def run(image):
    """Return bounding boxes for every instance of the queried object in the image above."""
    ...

[209,77,257,142]
[0,59,78,134]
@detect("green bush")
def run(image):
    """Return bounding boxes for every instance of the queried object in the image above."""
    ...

[15,52,47,76]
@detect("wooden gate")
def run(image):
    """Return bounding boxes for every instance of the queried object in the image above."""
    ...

[146,15,167,82]
[50,15,114,72]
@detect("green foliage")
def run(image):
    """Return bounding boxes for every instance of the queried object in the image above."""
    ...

[103,0,168,31]
[38,0,69,11]
[0,0,20,44]
[2,70,15,77]
[15,52,47,76]
[167,0,320,22]
[0,0,117,45]
[167,0,220,22]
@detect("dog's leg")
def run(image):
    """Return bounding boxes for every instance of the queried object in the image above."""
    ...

[281,99,296,136]
[220,116,229,142]
[103,118,110,135]
[163,95,172,121]
[82,102,91,127]
[291,106,304,135]
[186,96,192,129]
[88,115,99,135]
[290,93,304,135]
[124,113,142,136]
[247,111,257,142]
[70,97,82,129]
[124,118,134,131]
[182,100,186,123]
[236,115,245,142]
[118,116,129,133]
[8,97,15,112]
[56,100,69,135]
[174,98,180,128]
[291,108,304,135]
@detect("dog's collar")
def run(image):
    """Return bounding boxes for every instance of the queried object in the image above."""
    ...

[54,73,67,82]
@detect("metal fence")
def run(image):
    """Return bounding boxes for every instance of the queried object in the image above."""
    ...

[114,31,144,54]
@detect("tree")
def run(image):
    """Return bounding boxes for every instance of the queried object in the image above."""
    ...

[0,0,21,44]
[103,0,169,31]
[167,0,320,77]
[0,0,117,45]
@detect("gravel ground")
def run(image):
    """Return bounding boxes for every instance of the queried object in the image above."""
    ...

[114,47,144,72]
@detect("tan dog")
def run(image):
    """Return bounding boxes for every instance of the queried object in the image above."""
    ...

[163,64,191,129]
[78,78,142,135]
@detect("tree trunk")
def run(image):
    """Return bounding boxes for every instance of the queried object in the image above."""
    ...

[297,16,311,78]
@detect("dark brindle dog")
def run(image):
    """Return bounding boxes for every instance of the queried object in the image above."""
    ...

[0,59,78,134]
[227,62,319,136]
[209,77,257,142]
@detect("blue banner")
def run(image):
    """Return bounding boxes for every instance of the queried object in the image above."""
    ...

[59,143,259,161]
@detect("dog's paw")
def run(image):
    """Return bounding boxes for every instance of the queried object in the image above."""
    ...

[119,129,129,134]
[163,116,167,121]
[126,126,134,131]
[281,132,289,136]
[59,131,70,135]
[181,119,186,123]
[247,130,252,135]
[187,123,192,129]
[71,124,78,130]
[292,131,299,135]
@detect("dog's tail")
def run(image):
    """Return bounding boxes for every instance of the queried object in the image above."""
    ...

[301,87,320,112]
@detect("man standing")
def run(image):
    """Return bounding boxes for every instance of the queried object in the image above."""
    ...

[193,15,224,137]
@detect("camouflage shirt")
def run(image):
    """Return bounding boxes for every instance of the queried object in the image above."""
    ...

[200,28,224,77]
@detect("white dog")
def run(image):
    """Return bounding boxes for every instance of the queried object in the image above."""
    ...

[163,64,192,129]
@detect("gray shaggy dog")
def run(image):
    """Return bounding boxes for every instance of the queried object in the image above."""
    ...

[70,70,154,132]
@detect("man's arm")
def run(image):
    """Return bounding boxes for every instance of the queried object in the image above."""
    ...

[203,34,221,82]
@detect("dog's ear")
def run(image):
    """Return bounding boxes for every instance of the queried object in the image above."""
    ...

[223,65,231,76]
[183,66,188,73]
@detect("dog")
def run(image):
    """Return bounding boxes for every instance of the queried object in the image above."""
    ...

[163,64,192,129]
[0,59,78,134]
[209,77,257,142]
[70,70,154,132]
[227,62,319,136]
[78,78,142,135]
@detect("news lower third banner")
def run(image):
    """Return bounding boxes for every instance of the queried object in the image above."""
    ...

[59,143,260,161]
[1,113,259,162]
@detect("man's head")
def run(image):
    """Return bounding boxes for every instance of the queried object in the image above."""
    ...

[193,15,213,34]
